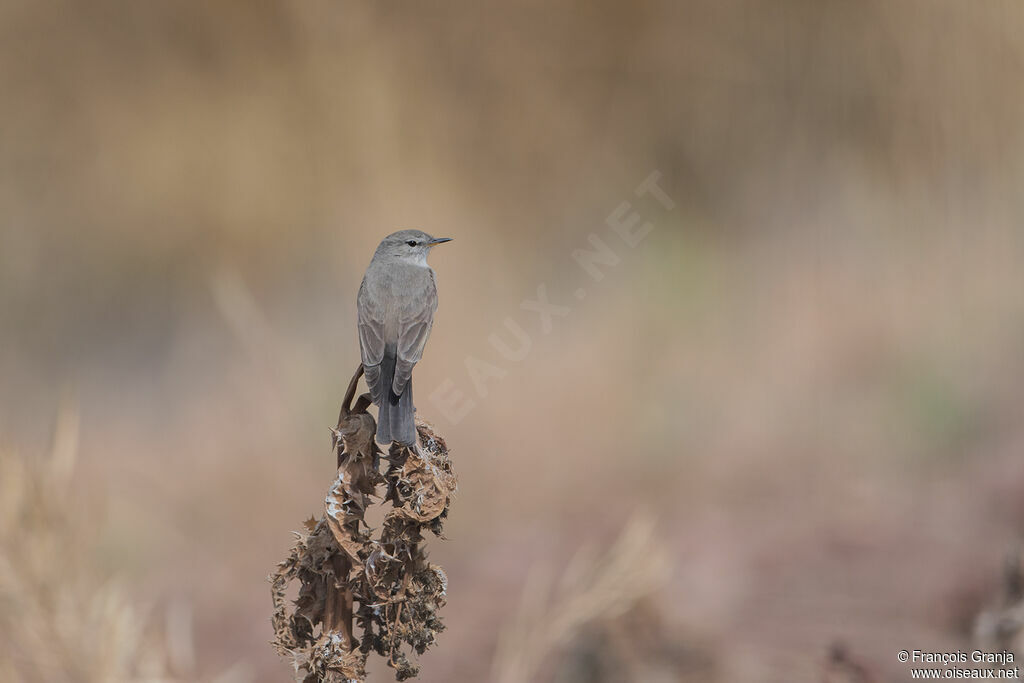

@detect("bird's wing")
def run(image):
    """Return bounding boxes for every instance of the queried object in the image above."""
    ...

[357,277,387,404]
[393,273,438,395]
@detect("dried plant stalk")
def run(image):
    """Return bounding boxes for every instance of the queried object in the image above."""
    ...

[271,367,456,682]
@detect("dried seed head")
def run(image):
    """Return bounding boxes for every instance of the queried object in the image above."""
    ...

[271,415,456,683]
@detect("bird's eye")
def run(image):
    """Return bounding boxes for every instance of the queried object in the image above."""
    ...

[406,240,417,247]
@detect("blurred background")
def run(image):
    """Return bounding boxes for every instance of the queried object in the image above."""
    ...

[3,1,1024,681]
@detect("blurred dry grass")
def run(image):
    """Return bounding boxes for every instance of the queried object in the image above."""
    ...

[2,1,1024,681]
[0,404,250,683]
[492,514,679,683]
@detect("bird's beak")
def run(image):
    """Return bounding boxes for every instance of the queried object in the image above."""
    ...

[428,237,453,246]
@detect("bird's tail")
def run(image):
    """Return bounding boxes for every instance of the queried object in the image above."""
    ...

[376,353,417,446]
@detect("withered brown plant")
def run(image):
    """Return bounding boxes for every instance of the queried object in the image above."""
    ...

[270,367,457,682]
[974,546,1024,652]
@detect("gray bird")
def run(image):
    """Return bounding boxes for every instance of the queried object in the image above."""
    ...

[357,230,452,446]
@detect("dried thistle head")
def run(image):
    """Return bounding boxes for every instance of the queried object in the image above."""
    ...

[271,414,457,683]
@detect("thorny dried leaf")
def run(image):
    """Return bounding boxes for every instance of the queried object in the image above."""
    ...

[271,420,456,683]
[391,445,457,524]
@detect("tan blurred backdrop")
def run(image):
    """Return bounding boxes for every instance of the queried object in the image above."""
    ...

[3,1,1024,681]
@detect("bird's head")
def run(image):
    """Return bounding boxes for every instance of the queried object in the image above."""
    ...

[375,230,453,266]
